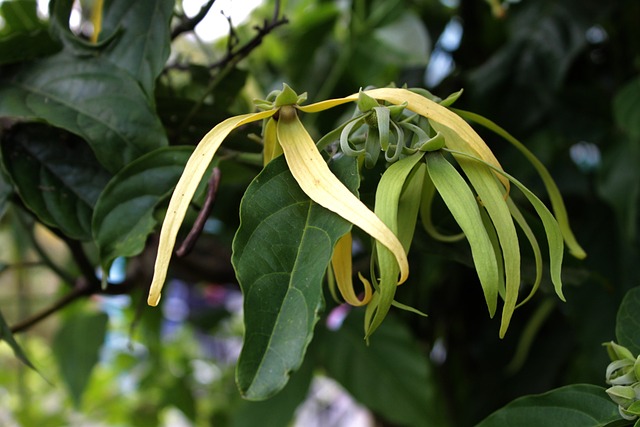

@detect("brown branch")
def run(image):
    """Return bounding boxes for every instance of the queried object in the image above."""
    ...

[175,167,221,258]
[9,277,137,334]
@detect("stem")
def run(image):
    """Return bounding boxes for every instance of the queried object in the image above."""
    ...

[175,167,221,257]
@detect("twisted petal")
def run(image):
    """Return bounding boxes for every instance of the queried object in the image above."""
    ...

[276,106,409,284]
[300,87,508,189]
[148,110,275,306]
[331,232,372,306]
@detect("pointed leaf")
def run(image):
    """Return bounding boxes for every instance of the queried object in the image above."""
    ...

[232,154,359,400]
[0,308,37,371]
[616,287,640,356]
[230,354,314,427]
[476,384,621,427]
[92,146,196,273]
[1,123,111,240]
[0,52,167,172]
[98,0,174,96]
[52,310,109,407]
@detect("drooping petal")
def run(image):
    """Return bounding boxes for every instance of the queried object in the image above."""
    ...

[148,110,276,306]
[276,106,409,284]
[425,151,500,316]
[451,109,586,260]
[366,153,425,336]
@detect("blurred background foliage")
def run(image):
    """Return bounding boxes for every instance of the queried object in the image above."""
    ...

[0,0,639,426]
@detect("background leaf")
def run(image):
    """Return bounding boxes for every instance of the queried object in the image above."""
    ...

[616,286,640,355]
[0,308,37,371]
[98,0,174,97]
[0,52,167,172]
[316,310,451,426]
[232,154,359,400]
[92,146,195,272]
[52,309,109,407]
[613,77,640,140]
[476,384,621,427]
[1,123,111,240]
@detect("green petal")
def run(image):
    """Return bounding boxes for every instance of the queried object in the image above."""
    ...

[452,109,586,260]
[426,151,500,316]
[365,152,425,337]
[446,148,566,303]
[148,110,275,306]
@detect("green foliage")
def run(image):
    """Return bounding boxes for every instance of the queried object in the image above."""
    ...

[616,287,640,356]
[0,0,638,425]
[476,384,622,427]
[1,123,111,240]
[233,154,358,399]
[93,146,195,273]
[52,309,109,407]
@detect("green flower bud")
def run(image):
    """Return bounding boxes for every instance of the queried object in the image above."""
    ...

[357,90,380,112]
[275,83,307,107]
[606,385,636,408]
[604,341,635,362]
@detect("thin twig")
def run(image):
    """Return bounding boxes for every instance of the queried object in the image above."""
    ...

[175,167,221,257]
[167,0,288,72]
[171,0,217,40]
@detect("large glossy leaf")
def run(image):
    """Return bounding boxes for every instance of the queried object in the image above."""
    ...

[92,146,195,273]
[616,286,640,355]
[476,384,622,427]
[98,0,174,96]
[232,154,359,400]
[0,52,167,172]
[52,309,109,407]
[0,308,37,371]
[1,123,111,240]
[316,310,450,427]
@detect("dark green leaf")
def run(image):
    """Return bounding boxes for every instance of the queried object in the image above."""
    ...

[597,138,640,241]
[613,77,640,139]
[230,354,314,427]
[1,123,111,240]
[0,0,41,33]
[0,52,168,172]
[232,154,359,400]
[476,384,621,427]
[0,308,37,370]
[52,310,109,407]
[99,0,174,96]
[0,29,61,64]
[92,146,194,273]
[616,286,640,355]
[316,310,450,427]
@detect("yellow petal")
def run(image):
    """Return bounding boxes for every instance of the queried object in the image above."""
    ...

[331,232,372,306]
[148,110,275,306]
[276,106,409,284]
[262,117,282,166]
